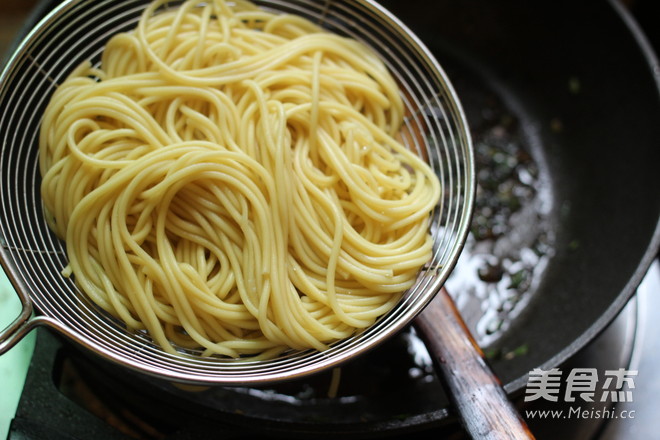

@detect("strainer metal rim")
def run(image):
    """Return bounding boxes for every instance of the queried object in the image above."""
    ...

[0,0,474,385]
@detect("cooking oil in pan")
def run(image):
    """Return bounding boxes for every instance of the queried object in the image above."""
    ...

[445,68,555,349]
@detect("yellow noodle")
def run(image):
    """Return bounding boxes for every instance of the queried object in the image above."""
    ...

[39,0,441,358]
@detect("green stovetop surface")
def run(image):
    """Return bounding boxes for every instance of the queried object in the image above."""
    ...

[0,269,35,440]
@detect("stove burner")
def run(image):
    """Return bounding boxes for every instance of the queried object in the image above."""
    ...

[9,327,455,439]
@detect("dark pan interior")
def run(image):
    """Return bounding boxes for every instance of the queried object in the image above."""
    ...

[378,0,660,392]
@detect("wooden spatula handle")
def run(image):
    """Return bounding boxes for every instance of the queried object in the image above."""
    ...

[415,287,535,439]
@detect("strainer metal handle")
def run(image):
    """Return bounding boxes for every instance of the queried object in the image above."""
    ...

[0,313,76,355]
[0,278,35,354]
[0,262,80,355]
[0,272,110,357]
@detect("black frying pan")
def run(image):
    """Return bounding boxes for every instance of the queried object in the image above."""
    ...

[8,0,660,438]
[396,0,660,394]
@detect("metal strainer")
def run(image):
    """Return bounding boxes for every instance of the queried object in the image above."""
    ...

[0,0,473,385]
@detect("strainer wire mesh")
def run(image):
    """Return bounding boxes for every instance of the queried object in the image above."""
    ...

[0,0,473,384]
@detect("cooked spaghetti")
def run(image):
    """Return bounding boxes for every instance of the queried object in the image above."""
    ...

[39,0,441,359]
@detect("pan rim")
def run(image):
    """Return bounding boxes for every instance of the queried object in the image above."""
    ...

[502,0,660,395]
